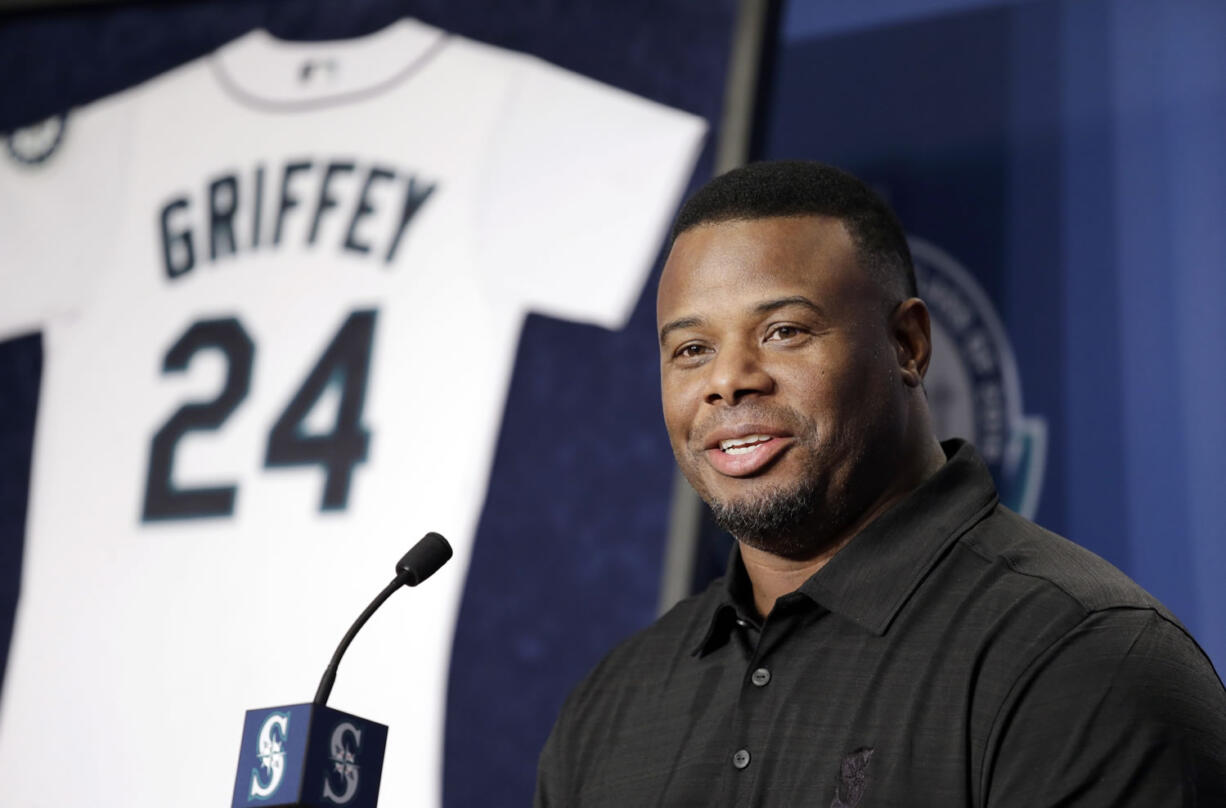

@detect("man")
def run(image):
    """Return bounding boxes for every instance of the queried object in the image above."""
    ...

[535,161,1226,806]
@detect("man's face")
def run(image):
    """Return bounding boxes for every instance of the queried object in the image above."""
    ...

[657,215,909,557]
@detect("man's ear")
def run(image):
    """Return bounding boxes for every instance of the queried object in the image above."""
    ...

[891,298,933,388]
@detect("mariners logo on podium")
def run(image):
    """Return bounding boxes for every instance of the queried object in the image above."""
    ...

[251,712,290,800]
[232,704,387,808]
[322,721,362,804]
[911,238,1047,518]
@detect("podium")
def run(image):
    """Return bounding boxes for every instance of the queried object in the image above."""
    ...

[230,533,449,807]
[231,703,388,808]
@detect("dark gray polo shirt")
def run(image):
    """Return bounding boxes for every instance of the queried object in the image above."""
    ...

[535,441,1226,806]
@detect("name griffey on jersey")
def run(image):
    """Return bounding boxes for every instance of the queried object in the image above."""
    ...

[159,158,437,278]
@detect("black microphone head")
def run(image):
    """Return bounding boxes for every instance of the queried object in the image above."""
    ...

[396,532,453,586]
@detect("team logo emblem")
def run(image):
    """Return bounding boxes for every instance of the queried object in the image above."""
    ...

[322,721,362,804]
[911,238,1047,517]
[249,712,290,801]
[830,746,874,808]
[5,112,67,167]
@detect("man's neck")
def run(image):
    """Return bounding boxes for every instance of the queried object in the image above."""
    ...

[739,542,842,619]
[740,439,947,619]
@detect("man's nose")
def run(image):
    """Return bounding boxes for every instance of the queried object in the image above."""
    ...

[704,342,774,405]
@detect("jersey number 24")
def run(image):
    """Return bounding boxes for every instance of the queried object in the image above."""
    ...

[141,309,376,521]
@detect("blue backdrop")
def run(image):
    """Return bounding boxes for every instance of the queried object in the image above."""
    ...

[759,0,1225,671]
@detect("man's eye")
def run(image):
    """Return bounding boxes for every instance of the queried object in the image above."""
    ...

[767,325,803,341]
[674,343,707,359]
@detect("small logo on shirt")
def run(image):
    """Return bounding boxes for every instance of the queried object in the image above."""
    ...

[299,58,339,83]
[830,747,874,808]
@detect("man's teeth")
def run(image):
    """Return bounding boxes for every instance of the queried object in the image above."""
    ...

[719,435,773,454]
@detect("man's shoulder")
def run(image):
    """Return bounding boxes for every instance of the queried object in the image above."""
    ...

[958,504,1171,619]
[899,502,1218,700]
[557,582,721,715]
[967,515,1226,801]
[597,583,719,672]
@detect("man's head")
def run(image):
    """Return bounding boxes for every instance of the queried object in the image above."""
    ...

[670,160,917,312]
[657,161,940,560]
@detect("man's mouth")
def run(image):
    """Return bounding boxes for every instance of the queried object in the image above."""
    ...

[718,434,776,455]
[702,430,793,476]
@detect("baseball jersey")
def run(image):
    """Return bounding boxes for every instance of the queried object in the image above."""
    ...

[0,19,704,807]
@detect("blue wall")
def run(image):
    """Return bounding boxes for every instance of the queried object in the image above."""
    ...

[761,0,1225,669]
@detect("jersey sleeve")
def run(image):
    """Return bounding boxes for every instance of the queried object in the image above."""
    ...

[0,103,132,341]
[478,54,706,330]
[983,609,1226,806]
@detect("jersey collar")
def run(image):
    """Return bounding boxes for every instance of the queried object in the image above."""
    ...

[211,19,449,112]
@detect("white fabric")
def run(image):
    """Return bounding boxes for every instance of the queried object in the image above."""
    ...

[0,19,703,807]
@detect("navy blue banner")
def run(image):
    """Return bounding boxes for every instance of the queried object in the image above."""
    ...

[754,0,1226,672]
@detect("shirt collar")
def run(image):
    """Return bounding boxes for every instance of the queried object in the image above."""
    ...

[693,439,998,655]
[689,552,755,656]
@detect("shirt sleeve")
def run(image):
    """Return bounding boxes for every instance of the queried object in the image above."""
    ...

[534,710,570,808]
[0,102,132,341]
[534,646,616,808]
[477,54,706,330]
[983,608,1226,806]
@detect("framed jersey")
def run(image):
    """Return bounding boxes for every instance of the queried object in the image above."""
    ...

[0,18,704,807]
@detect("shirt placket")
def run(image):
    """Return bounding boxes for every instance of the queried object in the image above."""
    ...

[725,597,806,807]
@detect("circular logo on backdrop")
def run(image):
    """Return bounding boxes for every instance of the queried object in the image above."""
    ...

[910,237,1047,518]
[5,113,67,167]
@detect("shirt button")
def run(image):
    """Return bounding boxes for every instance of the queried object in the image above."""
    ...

[750,667,771,687]
[735,618,749,628]
[732,748,751,770]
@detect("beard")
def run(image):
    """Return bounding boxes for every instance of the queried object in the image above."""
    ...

[708,480,827,560]
[706,469,851,561]
[677,398,895,561]
[693,424,880,561]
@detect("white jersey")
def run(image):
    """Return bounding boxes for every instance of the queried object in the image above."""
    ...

[0,19,703,807]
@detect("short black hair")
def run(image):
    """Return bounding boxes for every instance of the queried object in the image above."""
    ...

[671,160,917,302]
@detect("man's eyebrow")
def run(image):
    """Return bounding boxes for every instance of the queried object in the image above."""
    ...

[659,297,826,345]
[753,295,825,317]
[659,316,704,345]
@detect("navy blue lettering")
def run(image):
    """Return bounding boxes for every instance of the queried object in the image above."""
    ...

[274,160,313,246]
[385,177,437,264]
[208,174,239,261]
[160,197,195,279]
[309,161,355,245]
[343,166,394,256]
[251,164,265,250]
[159,160,437,277]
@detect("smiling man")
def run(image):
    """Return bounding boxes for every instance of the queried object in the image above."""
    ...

[535,161,1226,807]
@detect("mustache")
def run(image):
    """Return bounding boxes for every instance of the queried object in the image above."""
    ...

[691,404,811,443]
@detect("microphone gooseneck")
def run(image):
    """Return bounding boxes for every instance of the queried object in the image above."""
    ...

[313,532,453,706]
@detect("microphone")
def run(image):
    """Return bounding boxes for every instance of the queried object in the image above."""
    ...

[315,532,453,706]
[395,531,453,586]
[230,532,453,808]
